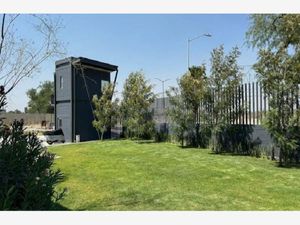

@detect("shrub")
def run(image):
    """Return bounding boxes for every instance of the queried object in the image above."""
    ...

[212,125,253,154]
[0,120,66,210]
[154,131,169,142]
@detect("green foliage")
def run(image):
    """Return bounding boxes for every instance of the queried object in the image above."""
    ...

[92,83,119,141]
[246,14,300,50]
[209,45,243,153]
[180,65,207,110]
[248,14,300,166]
[166,86,194,147]
[0,119,66,210]
[212,125,253,155]
[0,88,65,210]
[154,130,169,143]
[26,81,54,113]
[120,71,155,139]
[179,65,209,147]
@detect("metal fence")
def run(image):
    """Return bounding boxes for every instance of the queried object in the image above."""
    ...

[151,82,300,127]
[196,82,273,126]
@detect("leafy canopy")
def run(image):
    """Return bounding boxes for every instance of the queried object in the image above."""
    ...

[209,45,243,153]
[120,71,155,139]
[247,14,300,165]
[92,83,119,141]
[26,81,54,113]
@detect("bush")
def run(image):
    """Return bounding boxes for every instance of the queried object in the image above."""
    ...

[198,125,211,148]
[0,120,66,210]
[154,131,169,142]
[212,125,253,154]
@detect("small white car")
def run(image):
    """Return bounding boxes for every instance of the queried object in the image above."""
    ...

[39,129,65,145]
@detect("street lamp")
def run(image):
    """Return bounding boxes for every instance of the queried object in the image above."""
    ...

[187,33,212,70]
[155,78,170,109]
[155,78,170,129]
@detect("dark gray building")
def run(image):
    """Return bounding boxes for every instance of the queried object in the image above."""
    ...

[54,57,118,142]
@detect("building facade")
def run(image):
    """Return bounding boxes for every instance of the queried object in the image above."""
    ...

[54,57,118,142]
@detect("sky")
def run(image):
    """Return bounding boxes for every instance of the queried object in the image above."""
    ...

[5,14,258,111]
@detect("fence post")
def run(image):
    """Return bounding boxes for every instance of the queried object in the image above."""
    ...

[248,83,251,125]
[241,84,244,125]
[245,83,247,125]
[260,82,263,124]
[256,82,259,125]
[252,82,255,125]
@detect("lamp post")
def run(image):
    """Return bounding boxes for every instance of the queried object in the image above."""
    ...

[155,78,170,109]
[187,33,212,70]
[155,78,170,129]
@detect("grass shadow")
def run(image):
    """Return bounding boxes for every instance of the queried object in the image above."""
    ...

[209,151,251,157]
[77,191,164,210]
[135,140,156,144]
[180,145,200,149]
[50,203,71,211]
[275,162,300,169]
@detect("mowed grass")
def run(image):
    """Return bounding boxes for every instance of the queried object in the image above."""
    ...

[49,140,300,210]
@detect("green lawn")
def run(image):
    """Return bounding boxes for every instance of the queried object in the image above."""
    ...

[50,140,300,210]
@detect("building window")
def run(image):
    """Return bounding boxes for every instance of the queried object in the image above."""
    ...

[60,76,63,89]
[58,118,62,127]
[101,80,109,92]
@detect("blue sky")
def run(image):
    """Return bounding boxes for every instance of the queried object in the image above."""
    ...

[6,14,258,111]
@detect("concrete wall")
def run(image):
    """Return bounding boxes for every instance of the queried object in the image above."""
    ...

[151,97,276,150]
[0,113,54,128]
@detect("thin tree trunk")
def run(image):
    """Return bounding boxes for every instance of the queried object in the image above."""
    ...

[100,128,105,141]
[279,148,283,167]
[194,109,199,148]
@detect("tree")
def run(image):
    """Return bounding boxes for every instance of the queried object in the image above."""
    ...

[26,81,54,113]
[0,14,66,209]
[246,14,300,50]
[0,14,64,96]
[8,109,22,114]
[247,14,300,166]
[209,45,243,153]
[166,86,194,147]
[177,65,209,147]
[120,71,155,139]
[92,83,119,141]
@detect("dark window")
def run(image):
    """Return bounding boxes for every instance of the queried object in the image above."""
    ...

[57,118,62,127]
[60,76,63,89]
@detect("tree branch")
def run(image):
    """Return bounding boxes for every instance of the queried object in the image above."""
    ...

[0,14,5,56]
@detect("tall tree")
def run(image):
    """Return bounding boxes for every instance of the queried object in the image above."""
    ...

[0,14,64,96]
[0,14,66,210]
[166,86,194,147]
[209,45,243,153]
[26,81,54,113]
[178,65,209,147]
[120,71,155,139]
[246,14,300,50]
[92,83,119,141]
[247,14,300,166]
